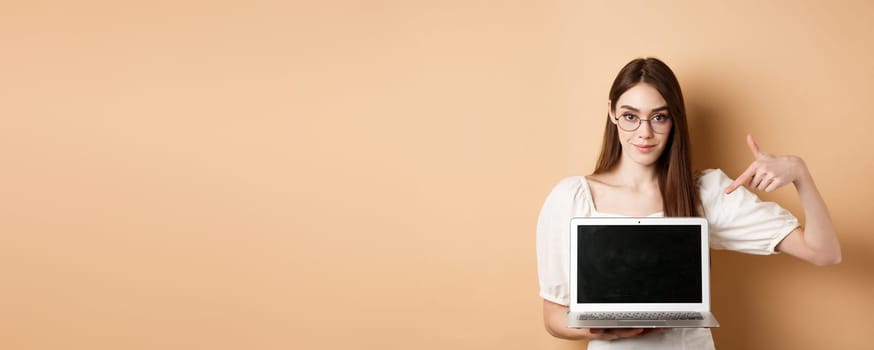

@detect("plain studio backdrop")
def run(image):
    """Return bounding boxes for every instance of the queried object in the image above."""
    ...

[1,1,872,349]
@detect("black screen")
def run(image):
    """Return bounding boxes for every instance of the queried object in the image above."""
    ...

[577,225,702,303]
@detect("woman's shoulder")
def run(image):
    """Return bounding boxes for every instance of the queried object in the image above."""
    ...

[550,175,589,194]
[544,175,592,204]
[695,168,738,208]
[696,168,733,189]
[540,175,594,217]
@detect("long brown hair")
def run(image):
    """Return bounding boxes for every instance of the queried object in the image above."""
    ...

[593,57,700,217]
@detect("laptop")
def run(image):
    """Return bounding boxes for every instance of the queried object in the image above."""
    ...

[567,217,719,328]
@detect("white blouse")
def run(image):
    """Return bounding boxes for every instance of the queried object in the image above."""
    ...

[536,169,800,349]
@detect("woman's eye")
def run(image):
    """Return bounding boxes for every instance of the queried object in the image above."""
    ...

[622,114,638,121]
[652,114,668,122]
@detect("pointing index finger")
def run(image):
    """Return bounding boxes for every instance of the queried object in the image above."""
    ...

[725,163,757,194]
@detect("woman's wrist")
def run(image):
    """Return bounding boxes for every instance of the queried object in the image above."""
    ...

[791,156,811,187]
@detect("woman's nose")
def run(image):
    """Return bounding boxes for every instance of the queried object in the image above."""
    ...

[637,120,655,137]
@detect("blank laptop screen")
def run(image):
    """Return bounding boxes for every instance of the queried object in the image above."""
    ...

[576,225,702,303]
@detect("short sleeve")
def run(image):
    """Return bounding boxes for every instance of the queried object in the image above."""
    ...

[698,169,800,255]
[536,176,588,306]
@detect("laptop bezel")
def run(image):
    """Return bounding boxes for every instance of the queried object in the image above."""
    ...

[568,217,711,313]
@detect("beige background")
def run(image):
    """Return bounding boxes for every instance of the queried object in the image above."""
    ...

[1,1,872,349]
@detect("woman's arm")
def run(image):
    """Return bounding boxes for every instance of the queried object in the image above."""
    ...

[725,134,842,266]
[542,299,652,341]
[774,163,842,266]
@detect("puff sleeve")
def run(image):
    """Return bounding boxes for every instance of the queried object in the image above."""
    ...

[536,177,589,306]
[698,169,800,255]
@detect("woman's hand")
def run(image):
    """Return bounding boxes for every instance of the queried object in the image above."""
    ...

[725,134,807,194]
[590,328,663,341]
[542,300,663,340]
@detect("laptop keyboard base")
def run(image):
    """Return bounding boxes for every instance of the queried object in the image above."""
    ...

[578,312,703,321]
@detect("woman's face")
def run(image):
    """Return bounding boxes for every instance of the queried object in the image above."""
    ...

[608,82,673,167]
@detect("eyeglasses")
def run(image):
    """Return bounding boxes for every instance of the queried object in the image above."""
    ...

[614,113,672,134]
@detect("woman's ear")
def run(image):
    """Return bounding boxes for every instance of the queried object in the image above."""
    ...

[607,100,617,125]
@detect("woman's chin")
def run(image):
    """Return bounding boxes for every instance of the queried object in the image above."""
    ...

[626,153,662,166]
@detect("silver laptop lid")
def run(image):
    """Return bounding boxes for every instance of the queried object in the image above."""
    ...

[569,217,710,313]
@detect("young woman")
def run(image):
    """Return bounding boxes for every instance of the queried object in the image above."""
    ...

[535,58,841,349]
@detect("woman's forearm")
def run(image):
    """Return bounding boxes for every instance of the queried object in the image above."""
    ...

[543,300,594,340]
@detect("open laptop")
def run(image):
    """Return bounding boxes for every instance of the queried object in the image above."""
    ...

[567,217,719,328]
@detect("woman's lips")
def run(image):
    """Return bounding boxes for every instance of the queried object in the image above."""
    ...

[634,144,656,153]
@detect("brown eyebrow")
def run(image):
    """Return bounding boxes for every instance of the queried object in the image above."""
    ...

[619,105,669,113]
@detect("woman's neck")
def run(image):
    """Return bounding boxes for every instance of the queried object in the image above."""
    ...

[608,159,660,190]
